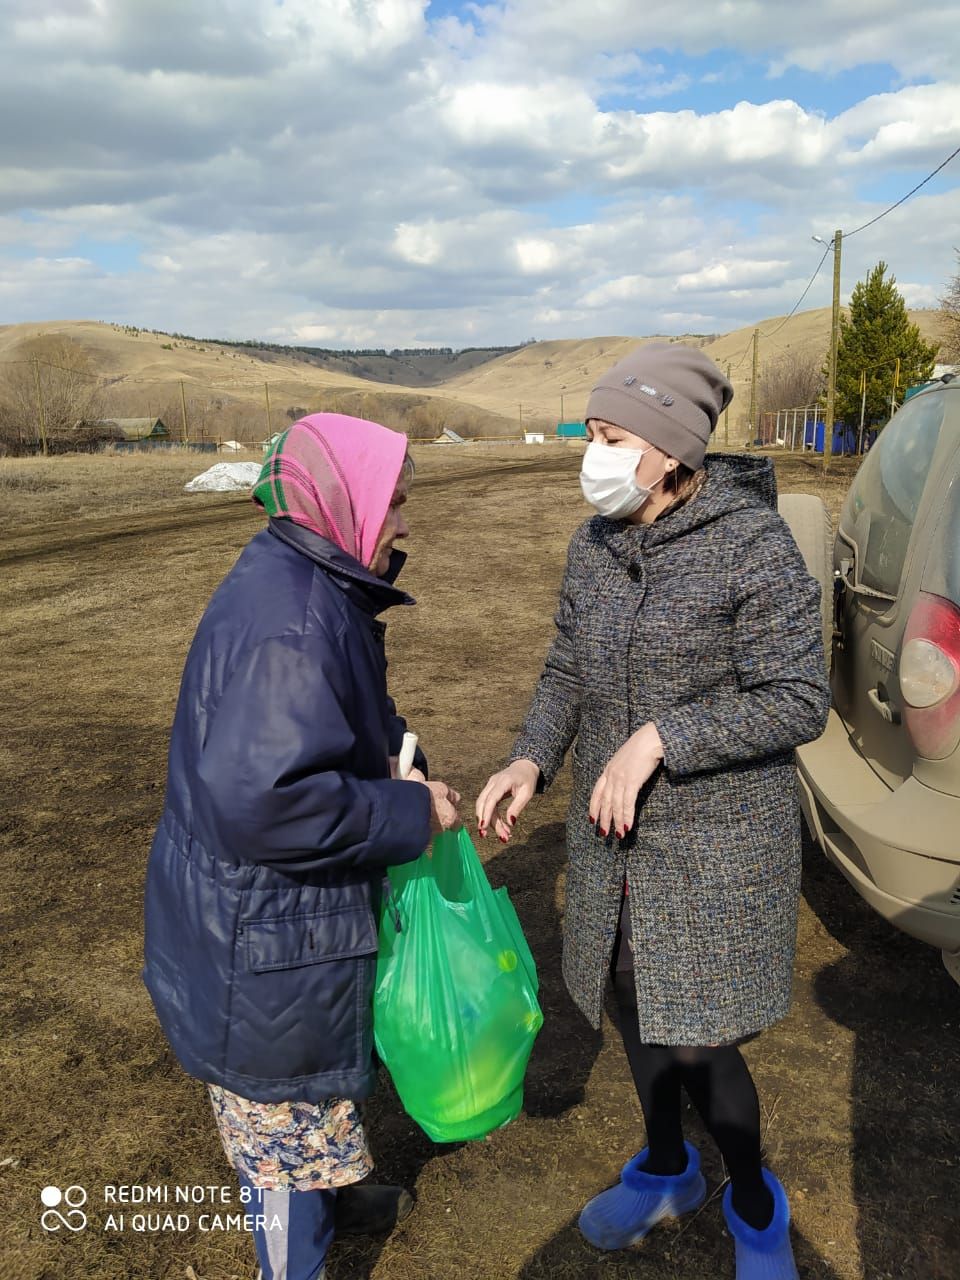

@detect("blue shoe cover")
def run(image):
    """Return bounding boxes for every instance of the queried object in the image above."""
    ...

[722,1170,799,1280]
[578,1142,706,1250]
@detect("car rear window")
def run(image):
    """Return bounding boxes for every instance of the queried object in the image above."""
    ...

[839,391,946,597]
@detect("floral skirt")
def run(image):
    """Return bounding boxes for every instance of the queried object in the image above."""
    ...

[208,1084,374,1192]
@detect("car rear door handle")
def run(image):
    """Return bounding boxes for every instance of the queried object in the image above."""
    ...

[867,687,901,724]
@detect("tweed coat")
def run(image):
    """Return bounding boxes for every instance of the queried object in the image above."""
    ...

[511,454,830,1045]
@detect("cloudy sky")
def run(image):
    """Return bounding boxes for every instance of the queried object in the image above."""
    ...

[1,0,958,348]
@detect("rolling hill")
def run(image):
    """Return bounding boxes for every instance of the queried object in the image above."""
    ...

[0,307,947,442]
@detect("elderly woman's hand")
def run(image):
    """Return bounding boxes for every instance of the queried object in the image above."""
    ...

[423,779,462,835]
[475,759,540,843]
[590,723,664,839]
[391,755,426,784]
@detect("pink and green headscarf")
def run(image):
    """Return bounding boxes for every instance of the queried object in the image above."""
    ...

[253,414,409,569]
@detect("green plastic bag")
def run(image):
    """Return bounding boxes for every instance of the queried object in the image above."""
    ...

[374,827,543,1143]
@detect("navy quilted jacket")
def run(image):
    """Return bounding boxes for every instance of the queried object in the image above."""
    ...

[142,518,431,1103]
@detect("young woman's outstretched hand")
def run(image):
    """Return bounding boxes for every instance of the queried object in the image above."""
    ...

[475,759,540,842]
[590,723,664,839]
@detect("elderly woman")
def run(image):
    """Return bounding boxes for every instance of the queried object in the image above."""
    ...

[477,345,829,1279]
[143,414,459,1280]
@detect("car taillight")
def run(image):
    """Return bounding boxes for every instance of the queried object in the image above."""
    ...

[900,592,960,759]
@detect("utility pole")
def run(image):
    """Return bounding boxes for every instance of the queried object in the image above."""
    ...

[823,228,842,470]
[179,379,189,444]
[889,357,900,420]
[858,369,867,456]
[749,330,759,446]
[264,382,272,437]
[519,402,523,438]
[33,357,48,457]
[724,362,731,447]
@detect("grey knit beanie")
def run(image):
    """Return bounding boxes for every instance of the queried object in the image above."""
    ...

[585,343,733,470]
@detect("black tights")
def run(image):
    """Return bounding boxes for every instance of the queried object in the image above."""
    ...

[612,968,775,1231]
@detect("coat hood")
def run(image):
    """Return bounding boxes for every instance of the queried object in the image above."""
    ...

[649,453,777,542]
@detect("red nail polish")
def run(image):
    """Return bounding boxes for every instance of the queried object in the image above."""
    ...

[600,827,607,837]
[510,815,516,826]
[589,814,595,824]
[499,835,508,843]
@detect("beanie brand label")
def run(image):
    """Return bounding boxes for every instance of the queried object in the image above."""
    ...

[623,376,675,408]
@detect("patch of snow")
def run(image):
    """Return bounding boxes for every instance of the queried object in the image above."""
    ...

[184,462,262,493]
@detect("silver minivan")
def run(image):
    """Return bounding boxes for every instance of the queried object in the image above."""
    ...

[784,378,960,983]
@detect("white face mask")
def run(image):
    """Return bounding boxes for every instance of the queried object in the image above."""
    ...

[579,440,658,520]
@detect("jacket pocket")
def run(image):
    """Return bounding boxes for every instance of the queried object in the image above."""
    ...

[224,907,379,1086]
[242,906,377,973]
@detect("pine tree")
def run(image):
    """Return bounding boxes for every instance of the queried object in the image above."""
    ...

[833,261,938,427]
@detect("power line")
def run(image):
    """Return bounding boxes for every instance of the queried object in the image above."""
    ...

[0,357,137,386]
[725,245,831,375]
[730,341,753,372]
[0,356,105,380]
[760,246,832,339]
[729,142,960,376]
[844,141,960,240]
[0,357,261,391]
[8,149,958,399]
[762,333,791,357]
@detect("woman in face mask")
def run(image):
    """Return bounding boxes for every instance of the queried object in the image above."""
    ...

[476,344,830,1280]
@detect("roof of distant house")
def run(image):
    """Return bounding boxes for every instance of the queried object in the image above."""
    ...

[89,417,169,439]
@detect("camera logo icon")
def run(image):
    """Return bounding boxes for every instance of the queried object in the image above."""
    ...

[40,1185,88,1232]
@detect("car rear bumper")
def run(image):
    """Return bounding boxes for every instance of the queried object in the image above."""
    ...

[796,709,960,951]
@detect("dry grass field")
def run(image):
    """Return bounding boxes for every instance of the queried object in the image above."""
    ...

[3,445,959,1280]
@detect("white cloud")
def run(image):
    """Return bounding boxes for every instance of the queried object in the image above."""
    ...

[443,81,599,153]
[473,0,957,81]
[580,275,657,308]
[0,0,957,348]
[899,282,941,308]
[393,222,444,266]
[141,254,182,273]
[515,238,558,274]
[676,260,791,293]
[836,84,960,164]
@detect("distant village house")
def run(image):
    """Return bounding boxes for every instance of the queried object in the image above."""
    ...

[87,417,170,443]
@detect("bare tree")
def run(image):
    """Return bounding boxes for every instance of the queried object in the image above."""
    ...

[938,249,960,362]
[759,347,824,413]
[0,336,103,449]
[404,399,448,440]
